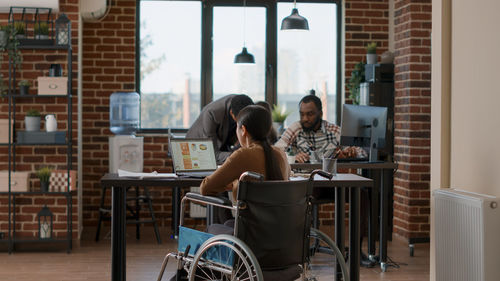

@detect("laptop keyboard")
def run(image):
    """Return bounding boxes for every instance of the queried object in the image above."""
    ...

[177,171,214,178]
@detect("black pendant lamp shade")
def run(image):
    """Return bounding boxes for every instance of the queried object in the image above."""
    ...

[281,8,309,31]
[234,47,255,64]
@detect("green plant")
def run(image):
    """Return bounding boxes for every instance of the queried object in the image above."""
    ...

[34,22,49,36]
[18,80,30,87]
[366,42,377,54]
[36,167,52,183]
[26,109,41,117]
[347,61,366,105]
[0,24,22,68]
[14,22,25,35]
[272,104,291,123]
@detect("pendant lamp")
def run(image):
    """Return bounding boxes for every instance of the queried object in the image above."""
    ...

[234,0,255,64]
[281,0,309,31]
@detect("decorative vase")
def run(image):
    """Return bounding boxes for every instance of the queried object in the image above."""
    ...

[366,53,377,64]
[25,116,41,131]
[273,122,284,136]
[19,85,29,95]
[45,114,57,132]
[40,181,49,192]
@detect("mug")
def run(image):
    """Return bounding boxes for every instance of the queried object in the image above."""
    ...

[322,157,337,176]
[49,64,62,77]
[45,114,57,132]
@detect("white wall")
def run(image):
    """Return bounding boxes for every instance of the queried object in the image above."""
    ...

[449,0,500,196]
[431,0,500,279]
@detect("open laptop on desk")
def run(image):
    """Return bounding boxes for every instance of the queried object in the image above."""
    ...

[169,138,217,178]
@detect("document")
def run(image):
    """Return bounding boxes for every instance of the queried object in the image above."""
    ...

[118,169,178,179]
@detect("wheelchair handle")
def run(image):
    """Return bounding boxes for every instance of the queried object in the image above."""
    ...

[239,171,264,182]
[310,169,333,180]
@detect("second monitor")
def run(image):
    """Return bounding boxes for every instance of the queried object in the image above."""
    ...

[340,104,388,162]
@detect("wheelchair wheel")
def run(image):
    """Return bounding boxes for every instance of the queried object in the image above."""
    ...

[303,228,349,281]
[188,234,263,281]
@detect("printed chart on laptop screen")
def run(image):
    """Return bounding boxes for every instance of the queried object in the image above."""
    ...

[171,140,217,172]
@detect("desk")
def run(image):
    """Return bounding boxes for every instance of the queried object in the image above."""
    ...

[291,161,397,271]
[101,173,372,281]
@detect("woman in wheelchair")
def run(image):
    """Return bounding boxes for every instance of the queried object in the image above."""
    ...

[159,105,349,281]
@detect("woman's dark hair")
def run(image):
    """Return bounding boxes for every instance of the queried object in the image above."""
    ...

[255,101,278,143]
[236,105,283,180]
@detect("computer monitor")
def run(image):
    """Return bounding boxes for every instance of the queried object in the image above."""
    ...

[340,104,388,162]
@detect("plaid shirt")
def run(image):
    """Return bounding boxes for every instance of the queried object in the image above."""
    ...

[275,120,341,156]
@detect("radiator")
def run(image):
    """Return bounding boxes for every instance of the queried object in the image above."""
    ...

[189,186,206,218]
[434,189,500,281]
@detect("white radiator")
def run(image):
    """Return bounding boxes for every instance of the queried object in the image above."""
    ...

[434,189,500,281]
[189,186,206,218]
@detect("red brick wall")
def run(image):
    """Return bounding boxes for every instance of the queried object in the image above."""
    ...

[392,0,432,240]
[344,0,390,104]
[0,0,79,239]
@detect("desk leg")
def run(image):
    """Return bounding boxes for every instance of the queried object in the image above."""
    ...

[172,186,181,239]
[111,185,126,281]
[349,187,360,281]
[335,187,345,281]
[379,170,388,271]
[368,170,380,260]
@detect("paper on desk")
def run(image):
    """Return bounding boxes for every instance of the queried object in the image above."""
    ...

[118,169,178,179]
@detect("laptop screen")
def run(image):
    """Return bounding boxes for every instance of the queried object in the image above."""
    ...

[170,138,217,173]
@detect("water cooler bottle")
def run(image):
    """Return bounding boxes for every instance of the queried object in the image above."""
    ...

[109,92,143,173]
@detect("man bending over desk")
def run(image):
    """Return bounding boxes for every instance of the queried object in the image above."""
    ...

[186,94,254,164]
[275,94,366,163]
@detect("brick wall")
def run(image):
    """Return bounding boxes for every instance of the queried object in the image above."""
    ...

[344,0,390,104]
[0,0,79,240]
[392,0,432,240]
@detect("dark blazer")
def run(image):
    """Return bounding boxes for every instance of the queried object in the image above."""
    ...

[186,94,236,164]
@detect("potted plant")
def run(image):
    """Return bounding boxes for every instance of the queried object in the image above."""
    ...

[36,167,52,192]
[18,80,30,95]
[272,104,291,135]
[347,61,366,105]
[34,22,50,40]
[14,22,26,39]
[366,42,377,64]
[25,109,41,131]
[0,25,9,47]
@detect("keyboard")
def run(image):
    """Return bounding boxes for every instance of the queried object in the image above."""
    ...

[176,171,214,178]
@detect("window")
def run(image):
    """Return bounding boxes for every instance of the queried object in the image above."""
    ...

[139,1,201,128]
[277,2,338,127]
[138,0,341,129]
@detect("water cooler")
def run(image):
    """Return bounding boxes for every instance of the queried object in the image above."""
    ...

[109,92,143,173]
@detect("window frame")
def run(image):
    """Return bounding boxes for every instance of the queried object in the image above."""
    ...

[136,0,342,131]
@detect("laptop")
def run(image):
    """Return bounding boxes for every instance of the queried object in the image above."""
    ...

[169,138,218,178]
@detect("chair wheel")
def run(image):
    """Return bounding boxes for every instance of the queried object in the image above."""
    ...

[380,262,387,272]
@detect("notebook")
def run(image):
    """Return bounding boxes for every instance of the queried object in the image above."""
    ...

[169,138,218,178]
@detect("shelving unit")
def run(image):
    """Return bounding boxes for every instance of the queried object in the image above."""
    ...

[1,13,73,253]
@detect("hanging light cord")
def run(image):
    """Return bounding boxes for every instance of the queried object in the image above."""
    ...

[293,0,297,9]
[243,0,247,47]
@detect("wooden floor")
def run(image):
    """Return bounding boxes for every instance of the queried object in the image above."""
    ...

[0,227,429,281]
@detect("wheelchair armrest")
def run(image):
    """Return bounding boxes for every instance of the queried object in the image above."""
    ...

[310,169,333,180]
[185,192,233,207]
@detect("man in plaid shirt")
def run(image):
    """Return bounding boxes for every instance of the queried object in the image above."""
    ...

[275,94,366,163]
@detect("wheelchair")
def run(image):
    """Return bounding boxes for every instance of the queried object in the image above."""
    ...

[157,170,349,281]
